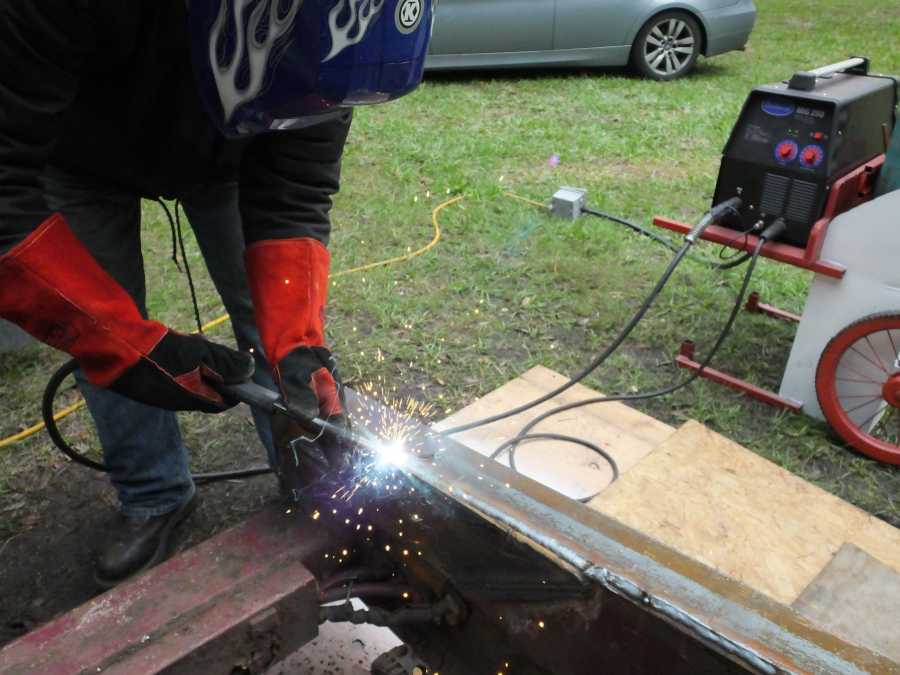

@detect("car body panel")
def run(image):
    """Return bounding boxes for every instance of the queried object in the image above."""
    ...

[554,1,640,51]
[425,0,756,71]
[426,0,555,55]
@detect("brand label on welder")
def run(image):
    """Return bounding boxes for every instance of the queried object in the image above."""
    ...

[795,106,826,119]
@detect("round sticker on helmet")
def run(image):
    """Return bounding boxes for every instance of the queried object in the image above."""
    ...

[396,0,423,34]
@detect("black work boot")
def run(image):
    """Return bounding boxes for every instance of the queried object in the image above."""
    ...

[94,494,198,589]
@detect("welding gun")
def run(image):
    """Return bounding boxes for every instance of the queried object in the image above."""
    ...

[219,380,380,457]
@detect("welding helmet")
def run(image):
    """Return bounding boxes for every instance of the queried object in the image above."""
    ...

[190,0,435,137]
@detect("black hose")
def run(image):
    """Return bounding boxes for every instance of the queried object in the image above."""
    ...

[440,241,692,436]
[500,219,785,453]
[489,432,619,503]
[42,360,107,472]
[42,359,273,484]
[581,205,756,270]
[582,206,682,253]
[439,201,743,437]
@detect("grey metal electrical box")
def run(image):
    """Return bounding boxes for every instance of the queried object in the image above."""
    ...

[551,187,587,220]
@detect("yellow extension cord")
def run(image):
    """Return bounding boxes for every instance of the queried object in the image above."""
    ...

[0,195,464,449]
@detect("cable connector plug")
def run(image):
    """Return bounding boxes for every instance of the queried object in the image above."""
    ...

[759,217,787,242]
[686,197,743,243]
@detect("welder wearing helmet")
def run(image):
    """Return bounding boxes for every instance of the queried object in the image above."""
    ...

[0,0,434,587]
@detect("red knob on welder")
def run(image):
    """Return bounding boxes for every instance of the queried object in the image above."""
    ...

[803,148,817,163]
[774,140,798,165]
[813,131,824,141]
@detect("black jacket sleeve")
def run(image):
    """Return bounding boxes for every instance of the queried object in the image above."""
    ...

[239,111,353,247]
[0,1,95,254]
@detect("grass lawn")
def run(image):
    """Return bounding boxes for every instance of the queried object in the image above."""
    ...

[1,0,899,539]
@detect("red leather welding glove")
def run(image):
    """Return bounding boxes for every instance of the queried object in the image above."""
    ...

[245,237,350,467]
[0,214,254,412]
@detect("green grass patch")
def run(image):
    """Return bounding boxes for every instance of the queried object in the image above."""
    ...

[1,0,898,534]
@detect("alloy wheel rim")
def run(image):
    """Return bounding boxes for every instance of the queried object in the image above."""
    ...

[644,19,695,76]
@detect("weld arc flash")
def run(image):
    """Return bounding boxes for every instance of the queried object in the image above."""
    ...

[190,0,435,137]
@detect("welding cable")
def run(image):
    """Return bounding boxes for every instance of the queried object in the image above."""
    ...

[501,219,786,452]
[41,358,273,483]
[157,199,204,334]
[439,198,742,437]
[506,191,750,268]
[489,432,619,503]
[580,204,757,271]
[581,206,683,254]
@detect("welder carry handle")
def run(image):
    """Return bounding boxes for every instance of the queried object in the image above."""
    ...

[789,57,869,91]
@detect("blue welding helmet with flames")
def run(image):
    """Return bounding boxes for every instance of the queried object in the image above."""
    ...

[190,0,435,137]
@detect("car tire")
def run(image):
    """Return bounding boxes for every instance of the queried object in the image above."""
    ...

[631,11,702,81]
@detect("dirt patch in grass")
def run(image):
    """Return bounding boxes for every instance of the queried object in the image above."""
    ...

[0,405,277,647]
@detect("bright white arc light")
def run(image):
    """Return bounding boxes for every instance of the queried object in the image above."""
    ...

[377,441,409,468]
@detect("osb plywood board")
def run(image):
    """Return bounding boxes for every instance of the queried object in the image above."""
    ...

[592,421,900,605]
[793,543,900,662]
[436,366,674,501]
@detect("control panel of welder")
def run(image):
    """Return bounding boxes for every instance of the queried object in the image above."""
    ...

[735,96,833,175]
[713,60,897,246]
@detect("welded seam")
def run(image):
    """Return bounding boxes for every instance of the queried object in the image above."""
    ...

[587,565,778,675]
[454,489,785,675]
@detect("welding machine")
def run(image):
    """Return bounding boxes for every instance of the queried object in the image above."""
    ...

[714,57,898,246]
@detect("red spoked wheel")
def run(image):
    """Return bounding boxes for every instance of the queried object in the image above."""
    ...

[816,313,900,465]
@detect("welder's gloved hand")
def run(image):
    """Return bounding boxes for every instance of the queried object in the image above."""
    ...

[272,346,352,470]
[0,214,253,413]
[245,237,352,470]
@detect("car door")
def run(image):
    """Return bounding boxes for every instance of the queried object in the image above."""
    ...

[429,0,556,55]
[553,0,648,51]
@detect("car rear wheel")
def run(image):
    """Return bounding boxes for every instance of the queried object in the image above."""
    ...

[631,11,701,81]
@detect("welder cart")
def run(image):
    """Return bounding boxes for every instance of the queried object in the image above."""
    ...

[655,57,900,464]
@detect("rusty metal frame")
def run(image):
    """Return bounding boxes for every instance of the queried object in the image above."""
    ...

[299,391,897,674]
[4,387,897,674]
[0,508,339,675]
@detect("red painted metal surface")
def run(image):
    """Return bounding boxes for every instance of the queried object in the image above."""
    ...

[1,507,330,675]
[676,341,803,413]
[745,292,801,323]
[815,314,900,466]
[654,155,885,281]
[653,216,848,278]
[884,374,900,409]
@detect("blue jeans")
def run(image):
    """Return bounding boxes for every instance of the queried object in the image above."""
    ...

[43,170,275,518]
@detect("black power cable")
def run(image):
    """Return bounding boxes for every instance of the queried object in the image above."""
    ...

[582,206,682,254]
[42,359,273,485]
[499,218,786,457]
[581,204,758,270]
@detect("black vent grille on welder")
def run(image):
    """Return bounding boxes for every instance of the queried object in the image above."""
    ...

[761,173,790,216]
[786,180,818,224]
[760,173,819,225]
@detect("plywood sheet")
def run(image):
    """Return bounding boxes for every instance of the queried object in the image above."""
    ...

[793,543,900,662]
[436,366,674,501]
[592,421,900,604]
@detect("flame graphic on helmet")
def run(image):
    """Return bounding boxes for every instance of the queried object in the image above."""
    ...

[324,0,386,63]
[209,0,304,122]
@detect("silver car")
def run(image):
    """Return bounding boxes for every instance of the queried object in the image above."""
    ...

[426,0,757,80]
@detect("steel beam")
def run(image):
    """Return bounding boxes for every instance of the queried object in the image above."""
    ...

[0,507,335,675]
[299,391,897,675]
